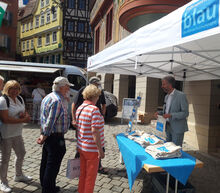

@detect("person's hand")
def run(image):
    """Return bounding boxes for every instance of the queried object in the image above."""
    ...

[72,119,77,126]
[37,134,47,145]
[163,114,171,119]
[98,149,105,159]
[154,112,158,119]
[19,112,25,119]
[23,112,31,123]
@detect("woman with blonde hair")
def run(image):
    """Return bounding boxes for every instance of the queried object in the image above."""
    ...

[0,80,31,193]
[76,84,105,193]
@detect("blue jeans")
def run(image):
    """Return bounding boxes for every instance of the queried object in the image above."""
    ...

[40,134,66,193]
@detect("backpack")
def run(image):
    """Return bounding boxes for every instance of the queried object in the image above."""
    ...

[3,94,23,108]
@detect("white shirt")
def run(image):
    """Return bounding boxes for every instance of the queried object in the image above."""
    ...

[165,89,175,114]
[32,88,45,102]
[0,96,25,139]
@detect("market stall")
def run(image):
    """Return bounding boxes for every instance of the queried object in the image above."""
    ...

[87,0,216,191]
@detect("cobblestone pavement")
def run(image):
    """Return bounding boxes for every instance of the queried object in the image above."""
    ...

[1,120,220,193]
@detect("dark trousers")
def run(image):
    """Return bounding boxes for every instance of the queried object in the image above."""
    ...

[40,135,66,193]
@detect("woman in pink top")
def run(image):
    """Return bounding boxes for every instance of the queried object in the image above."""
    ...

[76,84,105,193]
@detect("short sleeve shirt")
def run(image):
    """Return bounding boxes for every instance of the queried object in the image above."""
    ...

[32,88,46,102]
[0,96,25,139]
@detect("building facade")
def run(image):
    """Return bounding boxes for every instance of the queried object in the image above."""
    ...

[19,0,63,64]
[0,0,18,60]
[90,0,220,153]
[62,0,92,68]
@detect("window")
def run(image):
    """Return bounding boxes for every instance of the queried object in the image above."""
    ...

[0,34,10,52]
[22,41,25,51]
[106,7,113,44]
[78,0,85,10]
[26,40,29,50]
[35,15,39,28]
[49,55,52,63]
[52,7,57,21]
[52,31,57,43]
[22,24,25,32]
[26,23,29,31]
[30,21,33,30]
[77,41,84,52]
[44,56,49,63]
[55,54,60,64]
[41,0,44,8]
[88,24,91,33]
[3,11,13,26]
[95,26,100,53]
[31,39,34,49]
[52,55,55,64]
[87,42,92,53]
[67,74,86,91]
[46,33,50,45]
[68,0,75,8]
[68,41,74,50]
[77,22,84,33]
[38,36,42,47]
[46,9,50,23]
[46,0,49,6]
[67,21,74,31]
[40,12,45,26]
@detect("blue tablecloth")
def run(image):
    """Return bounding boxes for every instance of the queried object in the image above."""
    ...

[116,133,196,191]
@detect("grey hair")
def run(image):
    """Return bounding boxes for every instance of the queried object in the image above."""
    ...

[163,76,176,88]
[52,83,61,92]
[0,75,4,81]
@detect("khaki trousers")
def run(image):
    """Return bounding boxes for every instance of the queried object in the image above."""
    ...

[0,135,26,184]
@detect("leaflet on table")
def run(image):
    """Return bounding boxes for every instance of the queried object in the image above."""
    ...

[126,130,163,147]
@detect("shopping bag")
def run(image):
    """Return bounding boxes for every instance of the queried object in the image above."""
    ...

[66,158,80,179]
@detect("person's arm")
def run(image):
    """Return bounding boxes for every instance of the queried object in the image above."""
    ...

[100,90,106,116]
[71,102,77,126]
[0,110,30,124]
[102,104,106,116]
[91,108,105,159]
[92,126,104,159]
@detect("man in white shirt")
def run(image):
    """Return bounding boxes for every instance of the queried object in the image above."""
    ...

[155,76,189,146]
[32,83,45,124]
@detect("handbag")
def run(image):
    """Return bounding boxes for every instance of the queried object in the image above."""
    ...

[66,158,80,179]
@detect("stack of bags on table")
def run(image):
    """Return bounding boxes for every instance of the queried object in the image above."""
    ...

[126,130,182,159]
[145,142,182,159]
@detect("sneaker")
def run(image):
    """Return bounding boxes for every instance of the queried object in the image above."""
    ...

[14,175,32,182]
[0,183,12,193]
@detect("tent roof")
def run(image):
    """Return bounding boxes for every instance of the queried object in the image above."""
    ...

[88,0,220,81]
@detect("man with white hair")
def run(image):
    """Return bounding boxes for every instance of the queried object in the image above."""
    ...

[37,77,73,193]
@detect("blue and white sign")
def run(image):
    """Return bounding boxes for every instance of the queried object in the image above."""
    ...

[182,0,219,37]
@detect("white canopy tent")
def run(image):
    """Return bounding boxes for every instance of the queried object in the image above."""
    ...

[88,0,220,81]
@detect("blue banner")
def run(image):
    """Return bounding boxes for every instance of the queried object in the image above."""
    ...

[182,0,219,37]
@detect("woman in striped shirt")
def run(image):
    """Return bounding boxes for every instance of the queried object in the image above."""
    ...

[76,84,105,193]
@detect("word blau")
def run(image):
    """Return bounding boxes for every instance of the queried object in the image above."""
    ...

[182,0,219,37]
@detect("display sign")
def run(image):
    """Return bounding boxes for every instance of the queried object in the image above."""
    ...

[121,98,139,123]
[155,115,166,139]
